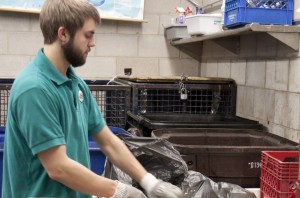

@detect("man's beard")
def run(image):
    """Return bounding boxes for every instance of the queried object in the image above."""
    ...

[62,38,87,67]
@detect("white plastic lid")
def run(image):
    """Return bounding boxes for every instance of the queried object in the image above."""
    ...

[186,13,222,19]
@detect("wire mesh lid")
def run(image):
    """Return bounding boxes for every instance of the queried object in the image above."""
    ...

[115,75,235,84]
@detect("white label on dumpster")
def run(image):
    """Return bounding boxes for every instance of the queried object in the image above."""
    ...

[248,162,261,169]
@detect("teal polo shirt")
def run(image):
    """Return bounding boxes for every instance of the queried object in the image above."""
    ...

[2,49,106,198]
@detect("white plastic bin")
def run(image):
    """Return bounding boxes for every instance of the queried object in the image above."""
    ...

[185,13,222,35]
[164,24,190,41]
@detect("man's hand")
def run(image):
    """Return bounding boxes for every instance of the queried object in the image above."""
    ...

[110,181,147,198]
[140,173,183,198]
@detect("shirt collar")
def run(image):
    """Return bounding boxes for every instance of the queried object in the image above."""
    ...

[34,49,78,85]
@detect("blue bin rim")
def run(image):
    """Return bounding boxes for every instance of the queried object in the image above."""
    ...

[0,126,4,134]
[0,125,128,136]
[0,126,130,147]
[88,126,130,142]
[108,126,128,135]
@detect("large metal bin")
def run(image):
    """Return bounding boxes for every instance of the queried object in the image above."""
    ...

[113,76,237,116]
[0,79,131,129]
[152,128,299,188]
[127,112,263,136]
[86,80,130,128]
[0,79,11,127]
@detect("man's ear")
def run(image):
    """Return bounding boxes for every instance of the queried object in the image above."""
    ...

[57,27,70,44]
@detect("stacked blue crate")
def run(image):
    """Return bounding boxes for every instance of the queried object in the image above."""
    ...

[224,0,294,28]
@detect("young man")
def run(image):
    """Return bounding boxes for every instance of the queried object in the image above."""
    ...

[1,0,183,197]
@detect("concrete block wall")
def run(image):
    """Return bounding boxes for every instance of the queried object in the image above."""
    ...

[200,38,300,143]
[0,0,201,80]
[198,0,300,143]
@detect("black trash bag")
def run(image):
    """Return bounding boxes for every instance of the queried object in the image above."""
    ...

[182,171,257,198]
[104,135,189,189]
[104,134,257,198]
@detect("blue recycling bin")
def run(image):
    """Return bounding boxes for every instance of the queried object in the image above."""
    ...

[90,126,128,175]
[89,140,106,175]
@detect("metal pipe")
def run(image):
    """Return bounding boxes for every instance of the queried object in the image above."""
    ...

[186,0,200,7]
[186,0,202,14]
[202,0,222,9]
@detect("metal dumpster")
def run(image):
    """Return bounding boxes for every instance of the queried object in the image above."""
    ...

[127,112,263,136]
[113,76,263,137]
[152,128,299,188]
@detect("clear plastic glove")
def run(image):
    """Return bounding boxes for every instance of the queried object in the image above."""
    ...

[111,181,147,198]
[140,173,183,198]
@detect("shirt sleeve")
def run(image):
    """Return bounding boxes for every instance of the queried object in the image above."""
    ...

[14,87,65,155]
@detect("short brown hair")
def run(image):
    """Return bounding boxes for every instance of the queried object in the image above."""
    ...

[40,0,100,44]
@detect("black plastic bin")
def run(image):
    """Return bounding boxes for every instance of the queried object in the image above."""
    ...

[127,112,264,137]
[151,128,299,188]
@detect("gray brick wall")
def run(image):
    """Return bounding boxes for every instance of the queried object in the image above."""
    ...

[0,0,201,79]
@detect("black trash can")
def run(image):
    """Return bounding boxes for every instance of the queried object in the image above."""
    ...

[152,128,299,188]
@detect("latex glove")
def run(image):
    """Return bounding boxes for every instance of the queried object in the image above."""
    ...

[110,181,147,198]
[140,173,183,198]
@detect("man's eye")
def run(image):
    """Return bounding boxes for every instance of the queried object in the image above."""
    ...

[86,34,93,39]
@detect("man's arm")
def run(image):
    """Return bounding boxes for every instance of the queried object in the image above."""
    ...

[92,126,184,198]
[92,125,148,183]
[38,145,117,197]
[38,125,182,198]
[38,129,147,198]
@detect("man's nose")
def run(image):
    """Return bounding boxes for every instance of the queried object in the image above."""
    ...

[89,37,96,47]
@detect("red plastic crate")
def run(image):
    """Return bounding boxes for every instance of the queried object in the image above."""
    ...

[260,151,299,198]
[262,151,298,177]
[261,162,299,180]
[260,180,297,198]
[261,168,298,192]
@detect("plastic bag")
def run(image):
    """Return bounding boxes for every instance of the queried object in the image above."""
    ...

[104,134,257,198]
[104,136,188,189]
[182,171,257,198]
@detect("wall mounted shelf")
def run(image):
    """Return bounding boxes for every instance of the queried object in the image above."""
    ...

[169,24,300,61]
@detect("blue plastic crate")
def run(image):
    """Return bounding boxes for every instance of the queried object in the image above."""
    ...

[224,0,294,28]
